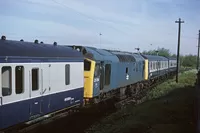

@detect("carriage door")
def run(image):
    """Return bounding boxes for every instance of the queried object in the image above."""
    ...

[99,61,104,90]
[40,64,51,114]
[104,63,111,89]
[29,64,42,116]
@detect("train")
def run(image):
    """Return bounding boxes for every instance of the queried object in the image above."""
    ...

[0,37,177,130]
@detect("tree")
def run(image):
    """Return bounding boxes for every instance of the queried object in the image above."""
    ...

[182,54,197,68]
[142,47,171,57]
[171,54,177,58]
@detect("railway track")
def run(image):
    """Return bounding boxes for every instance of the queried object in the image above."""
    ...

[1,69,192,133]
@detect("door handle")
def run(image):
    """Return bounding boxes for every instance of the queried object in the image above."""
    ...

[42,88,47,94]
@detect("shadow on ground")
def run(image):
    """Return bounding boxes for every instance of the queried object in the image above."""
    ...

[87,85,196,133]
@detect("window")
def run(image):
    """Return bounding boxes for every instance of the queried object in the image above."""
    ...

[126,67,128,73]
[84,59,91,71]
[2,66,12,96]
[105,64,111,85]
[158,62,160,68]
[150,62,153,70]
[15,66,24,94]
[65,65,70,85]
[94,64,100,77]
[156,62,158,69]
[32,68,39,91]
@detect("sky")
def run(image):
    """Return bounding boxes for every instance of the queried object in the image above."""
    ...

[0,0,199,55]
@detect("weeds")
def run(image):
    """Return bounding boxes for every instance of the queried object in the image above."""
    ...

[147,69,196,100]
[86,70,196,133]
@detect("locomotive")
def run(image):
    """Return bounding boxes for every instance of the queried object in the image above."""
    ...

[0,37,177,130]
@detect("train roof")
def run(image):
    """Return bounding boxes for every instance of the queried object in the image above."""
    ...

[141,54,168,61]
[0,39,83,58]
[68,45,145,62]
[106,50,144,62]
[167,57,177,60]
[67,45,119,62]
[132,53,145,61]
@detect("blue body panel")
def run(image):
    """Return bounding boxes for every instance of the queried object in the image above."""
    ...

[0,87,83,130]
[69,46,146,97]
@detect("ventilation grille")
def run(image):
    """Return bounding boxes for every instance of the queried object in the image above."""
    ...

[116,54,136,62]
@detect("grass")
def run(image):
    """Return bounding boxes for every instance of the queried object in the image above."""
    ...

[86,70,196,133]
[147,69,197,100]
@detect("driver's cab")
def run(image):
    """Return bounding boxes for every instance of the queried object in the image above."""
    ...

[68,45,102,100]
[84,58,103,99]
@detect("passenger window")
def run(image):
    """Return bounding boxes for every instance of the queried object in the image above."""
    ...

[65,65,70,85]
[156,62,158,69]
[84,59,91,71]
[105,64,111,85]
[15,66,24,94]
[2,66,12,96]
[32,68,39,91]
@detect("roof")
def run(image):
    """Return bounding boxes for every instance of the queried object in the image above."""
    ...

[132,53,145,61]
[0,40,83,58]
[67,45,147,62]
[141,54,168,61]
[167,57,177,60]
[67,45,119,62]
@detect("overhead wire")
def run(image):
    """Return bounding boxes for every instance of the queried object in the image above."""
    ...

[51,0,134,39]
[51,0,198,43]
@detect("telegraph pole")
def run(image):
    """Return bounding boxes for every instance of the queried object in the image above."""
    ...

[197,30,200,70]
[175,18,184,83]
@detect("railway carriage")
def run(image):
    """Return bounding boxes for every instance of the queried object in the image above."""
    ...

[141,55,169,78]
[0,39,84,130]
[167,57,177,73]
